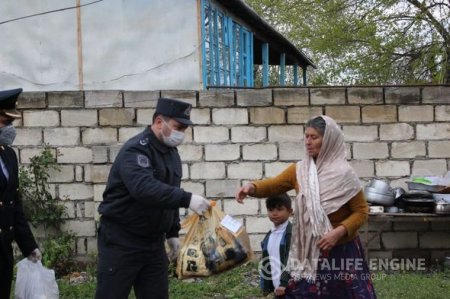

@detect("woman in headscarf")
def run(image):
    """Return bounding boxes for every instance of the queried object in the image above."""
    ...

[236,115,376,299]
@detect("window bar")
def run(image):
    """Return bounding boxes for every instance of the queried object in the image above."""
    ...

[262,43,269,87]
[293,63,299,86]
[201,0,208,88]
[279,53,286,86]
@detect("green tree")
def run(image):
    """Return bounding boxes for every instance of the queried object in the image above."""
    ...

[246,0,450,84]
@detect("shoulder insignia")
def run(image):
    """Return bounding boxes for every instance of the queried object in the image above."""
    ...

[137,154,150,168]
[139,138,149,146]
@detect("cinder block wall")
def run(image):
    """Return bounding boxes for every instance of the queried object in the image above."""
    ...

[14,86,450,259]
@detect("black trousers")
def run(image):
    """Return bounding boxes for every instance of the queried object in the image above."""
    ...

[95,222,169,299]
[0,246,13,299]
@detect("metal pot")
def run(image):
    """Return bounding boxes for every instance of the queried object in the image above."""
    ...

[367,179,392,194]
[364,187,395,206]
[403,198,435,213]
[435,200,450,215]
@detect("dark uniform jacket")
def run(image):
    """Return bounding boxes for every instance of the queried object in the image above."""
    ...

[0,145,38,265]
[98,128,192,240]
[260,221,292,292]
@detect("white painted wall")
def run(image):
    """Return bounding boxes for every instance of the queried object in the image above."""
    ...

[0,0,201,91]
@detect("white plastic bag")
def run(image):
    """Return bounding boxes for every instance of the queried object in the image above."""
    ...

[15,258,59,299]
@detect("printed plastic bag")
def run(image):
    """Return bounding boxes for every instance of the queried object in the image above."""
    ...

[15,258,59,299]
[176,202,254,279]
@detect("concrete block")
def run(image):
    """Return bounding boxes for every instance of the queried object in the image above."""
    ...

[190,162,226,179]
[393,222,429,231]
[391,142,426,158]
[94,184,106,202]
[347,87,383,104]
[136,108,156,125]
[77,237,98,255]
[250,107,285,124]
[231,126,266,143]
[199,90,234,107]
[412,159,447,176]
[205,144,239,161]
[191,108,211,125]
[20,148,56,164]
[182,163,189,180]
[223,198,259,215]
[419,232,450,249]
[236,89,272,106]
[23,111,59,127]
[59,183,93,200]
[99,108,135,126]
[417,123,450,140]
[249,234,265,253]
[242,144,277,161]
[82,128,117,145]
[62,201,76,219]
[48,165,74,183]
[90,165,111,183]
[342,126,378,141]
[14,128,42,146]
[362,106,397,123]
[349,160,375,178]
[385,87,420,104]
[193,126,229,143]
[75,166,83,181]
[367,221,392,232]
[205,180,240,198]
[399,105,433,122]
[353,143,389,159]
[431,221,450,231]
[422,86,450,103]
[17,92,46,109]
[380,123,414,140]
[118,127,144,142]
[123,91,159,107]
[85,91,122,108]
[264,162,292,177]
[429,141,450,158]
[227,162,263,179]
[268,125,303,142]
[376,161,410,177]
[109,145,123,163]
[391,249,430,261]
[382,232,418,249]
[246,217,272,233]
[48,91,83,108]
[212,108,248,125]
[160,90,196,107]
[287,107,323,124]
[62,220,96,237]
[91,146,108,164]
[61,110,98,127]
[180,181,205,197]
[279,142,305,161]
[178,144,203,161]
[435,105,450,121]
[310,88,346,105]
[57,147,93,164]
[325,106,360,123]
[273,88,308,106]
[44,128,80,146]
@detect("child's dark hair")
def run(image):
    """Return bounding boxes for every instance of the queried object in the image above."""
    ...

[266,193,292,210]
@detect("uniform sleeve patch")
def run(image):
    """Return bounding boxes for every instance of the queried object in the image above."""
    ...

[137,154,150,168]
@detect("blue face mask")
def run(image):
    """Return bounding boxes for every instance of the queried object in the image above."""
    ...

[0,125,16,145]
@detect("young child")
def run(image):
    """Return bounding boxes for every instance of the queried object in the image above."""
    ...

[260,193,293,298]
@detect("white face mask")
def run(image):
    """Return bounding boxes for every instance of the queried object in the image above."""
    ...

[161,120,185,147]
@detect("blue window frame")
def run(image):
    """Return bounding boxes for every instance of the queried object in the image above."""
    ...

[201,0,254,87]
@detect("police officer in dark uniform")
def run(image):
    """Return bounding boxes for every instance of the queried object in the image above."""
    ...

[0,88,41,299]
[95,98,210,299]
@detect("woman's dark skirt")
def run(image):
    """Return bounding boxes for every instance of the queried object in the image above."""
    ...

[284,236,376,299]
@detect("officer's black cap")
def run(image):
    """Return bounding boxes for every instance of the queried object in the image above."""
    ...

[0,88,22,118]
[155,98,193,126]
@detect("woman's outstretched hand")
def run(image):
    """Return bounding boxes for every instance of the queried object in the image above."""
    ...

[235,183,255,204]
[317,225,347,251]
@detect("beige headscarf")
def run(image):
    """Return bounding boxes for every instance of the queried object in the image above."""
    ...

[287,115,361,281]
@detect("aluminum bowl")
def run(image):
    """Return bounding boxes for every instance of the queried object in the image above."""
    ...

[364,187,395,206]
[435,200,450,215]
[367,179,392,194]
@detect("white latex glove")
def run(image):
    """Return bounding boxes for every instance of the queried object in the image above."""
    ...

[188,194,210,215]
[167,237,180,262]
[27,248,42,263]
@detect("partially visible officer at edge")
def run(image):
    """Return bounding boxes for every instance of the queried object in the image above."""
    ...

[95,97,210,299]
[0,88,41,299]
